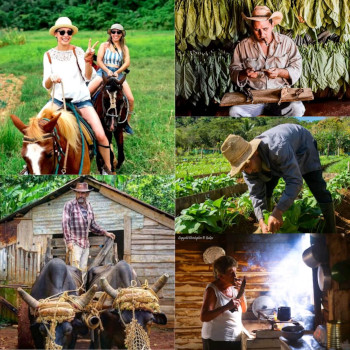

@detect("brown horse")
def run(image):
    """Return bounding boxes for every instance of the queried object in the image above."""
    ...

[93,75,127,172]
[10,108,91,174]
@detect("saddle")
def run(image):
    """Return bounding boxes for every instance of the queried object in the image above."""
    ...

[63,100,97,158]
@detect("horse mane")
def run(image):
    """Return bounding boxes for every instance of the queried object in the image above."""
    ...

[26,108,81,152]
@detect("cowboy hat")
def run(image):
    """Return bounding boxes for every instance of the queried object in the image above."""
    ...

[49,17,78,36]
[107,23,126,36]
[71,182,93,192]
[242,6,283,26]
[221,135,262,176]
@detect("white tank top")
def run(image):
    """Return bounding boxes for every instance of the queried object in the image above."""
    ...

[201,283,243,341]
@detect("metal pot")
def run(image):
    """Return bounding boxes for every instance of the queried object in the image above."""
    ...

[277,306,291,321]
[302,243,327,268]
[281,325,304,341]
[318,264,332,291]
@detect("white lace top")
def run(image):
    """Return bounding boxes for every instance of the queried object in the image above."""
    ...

[42,47,91,103]
[201,283,243,341]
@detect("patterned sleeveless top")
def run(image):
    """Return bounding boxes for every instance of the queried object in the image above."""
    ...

[103,46,123,67]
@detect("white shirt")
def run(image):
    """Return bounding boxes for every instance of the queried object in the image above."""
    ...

[43,47,91,103]
[201,283,243,341]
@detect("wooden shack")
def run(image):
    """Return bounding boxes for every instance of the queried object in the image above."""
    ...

[175,233,350,349]
[0,176,175,327]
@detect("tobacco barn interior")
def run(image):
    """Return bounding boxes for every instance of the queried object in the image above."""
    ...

[175,233,350,349]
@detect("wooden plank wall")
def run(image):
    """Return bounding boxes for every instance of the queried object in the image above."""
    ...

[326,234,350,339]
[0,221,18,248]
[176,234,226,350]
[131,217,175,328]
[175,234,310,350]
[5,244,39,286]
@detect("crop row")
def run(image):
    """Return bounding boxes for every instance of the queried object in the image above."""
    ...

[175,171,350,234]
[175,174,237,197]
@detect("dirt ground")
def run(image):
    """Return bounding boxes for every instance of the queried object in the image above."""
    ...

[0,74,25,123]
[335,189,350,234]
[0,324,174,349]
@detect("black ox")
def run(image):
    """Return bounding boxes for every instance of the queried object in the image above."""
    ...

[18,258,96,349]
[86,260,168,349]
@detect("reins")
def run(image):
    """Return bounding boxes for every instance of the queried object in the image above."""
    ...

[102,77,128,127]
[50,82,85,175]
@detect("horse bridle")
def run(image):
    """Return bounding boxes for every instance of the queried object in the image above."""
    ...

[102,80,129,126]
[22,130,67,174]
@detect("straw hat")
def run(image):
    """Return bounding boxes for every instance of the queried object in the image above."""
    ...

[242,6,283,26]
[221,135,261,176]
[107,23,126,36]
[49,17,78,36]
[71,182,92,192]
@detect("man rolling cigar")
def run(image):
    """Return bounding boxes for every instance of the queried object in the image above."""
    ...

[229,6,305,117]
[201,255,247,350]
[221,124,336,233]
[62,182,115,277]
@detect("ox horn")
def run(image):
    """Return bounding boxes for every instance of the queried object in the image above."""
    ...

[116,74,126,85]
[75,284,98,309]
[100,277,118,299]
[17,288,39,309]
[150,274,169,294]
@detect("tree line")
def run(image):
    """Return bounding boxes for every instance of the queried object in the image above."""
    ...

[176,117,350,156]
[0,0,173,31]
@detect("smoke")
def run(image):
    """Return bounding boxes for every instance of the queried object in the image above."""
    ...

[258,235,314,329]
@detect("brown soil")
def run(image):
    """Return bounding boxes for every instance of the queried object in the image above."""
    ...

[0,324,174,350]
[0,74,25,123]
[335,189,350,234]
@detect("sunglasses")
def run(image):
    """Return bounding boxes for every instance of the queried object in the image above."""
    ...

[57,29,73,36]
[111,30,123,35]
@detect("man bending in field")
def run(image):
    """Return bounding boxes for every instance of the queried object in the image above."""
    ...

[221,124,335,233]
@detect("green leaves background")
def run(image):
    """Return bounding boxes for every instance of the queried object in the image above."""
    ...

[176,0,350,107]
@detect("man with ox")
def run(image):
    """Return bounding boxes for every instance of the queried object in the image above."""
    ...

[221,124,336,233]
[229,6,305,117]
[62,182,115,278]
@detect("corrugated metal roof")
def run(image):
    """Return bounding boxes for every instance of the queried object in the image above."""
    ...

[0,176,174,224]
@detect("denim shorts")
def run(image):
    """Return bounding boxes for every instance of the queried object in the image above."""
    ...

[96,67,124,80]
[51,98,93,109]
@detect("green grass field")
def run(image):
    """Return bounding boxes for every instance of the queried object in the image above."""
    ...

[0,30,174,175]
[176,154,350,178]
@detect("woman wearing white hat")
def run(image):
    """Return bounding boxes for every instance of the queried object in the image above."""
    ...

[42,17,114,175]
[88,23,134,135]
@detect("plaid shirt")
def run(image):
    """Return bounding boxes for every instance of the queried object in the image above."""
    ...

[62,199,107,248]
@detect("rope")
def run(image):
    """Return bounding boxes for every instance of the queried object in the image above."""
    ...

[34,288,103,350]
[62,143,69,174]
[113,280,160,314]
[111,280,160,350]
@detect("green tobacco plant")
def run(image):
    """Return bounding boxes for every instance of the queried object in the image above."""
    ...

[175,196,239,233]
[175,174,236,197]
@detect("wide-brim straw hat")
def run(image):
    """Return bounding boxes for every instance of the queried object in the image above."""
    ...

[221,135,262,176]
[107,23,126,36]
[49,17,78,36]
[71,182,92,192]
[242,6,283,26]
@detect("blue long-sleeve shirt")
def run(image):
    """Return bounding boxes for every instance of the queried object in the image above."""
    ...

[243,124,321,221]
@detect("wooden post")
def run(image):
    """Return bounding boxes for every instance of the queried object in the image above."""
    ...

[113,243,119,263]
[124,215,131,263]
[35,243,41,275]
[89,237,114,269]
[313,267,323,326]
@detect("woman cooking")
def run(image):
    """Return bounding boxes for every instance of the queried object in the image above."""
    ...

[88,23,134,135]
[200,255,247,350]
